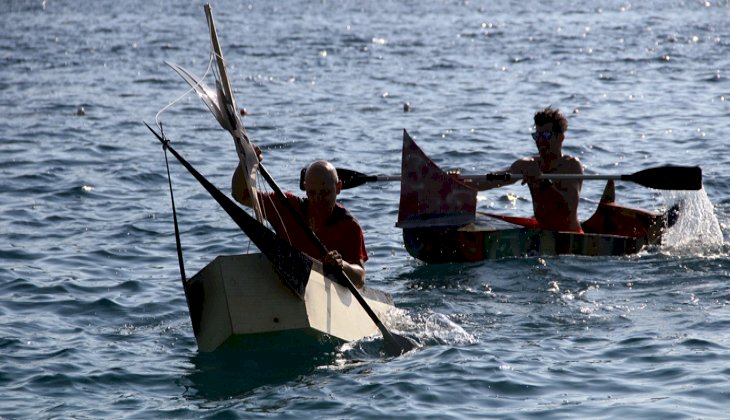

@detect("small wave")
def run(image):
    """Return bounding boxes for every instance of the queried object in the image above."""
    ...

[386,308,477,347]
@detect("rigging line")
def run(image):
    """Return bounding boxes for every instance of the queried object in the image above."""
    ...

[154,54,217,127]
[259,170,301,247]
[263,190,295,246]
[245,170,297,247]
[159,124,187,285]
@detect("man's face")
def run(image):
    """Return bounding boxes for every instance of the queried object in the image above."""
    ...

[305,169,339,216]
[533,122,560,157]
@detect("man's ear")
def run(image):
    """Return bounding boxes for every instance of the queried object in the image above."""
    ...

[336,179,343,194]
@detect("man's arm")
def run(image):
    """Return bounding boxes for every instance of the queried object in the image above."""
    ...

[342,258,366,289]
[231,146,263,206]
[322,217,368,289]
[324,251,366,289]
[509,157,542,185]
[461,174,517,191]
[453,165,519,191]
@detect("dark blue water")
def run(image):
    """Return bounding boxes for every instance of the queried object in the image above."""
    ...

[2,0,729,418]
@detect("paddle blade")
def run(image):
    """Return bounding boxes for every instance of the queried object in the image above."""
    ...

[299,167,374,190]
[624,166,702,190]
[383,333,419,357]
[337,168,375,189]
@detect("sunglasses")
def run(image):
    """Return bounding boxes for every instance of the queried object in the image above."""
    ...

[531,130,553,141]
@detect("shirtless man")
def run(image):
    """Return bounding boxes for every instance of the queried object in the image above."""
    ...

[469,107,583,232]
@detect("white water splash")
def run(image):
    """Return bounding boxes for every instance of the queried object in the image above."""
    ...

[385,309,477,346]
[660,189,724,255]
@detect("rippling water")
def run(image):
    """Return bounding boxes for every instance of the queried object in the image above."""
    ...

[2,0,729,418]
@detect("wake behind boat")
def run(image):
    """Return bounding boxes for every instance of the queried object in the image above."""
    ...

[396,130,680,263]
[148,4,412,356]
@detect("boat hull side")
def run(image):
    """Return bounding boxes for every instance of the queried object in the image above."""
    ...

[403,226,649,263]
[303,266,394,343]
[186,253,394,352]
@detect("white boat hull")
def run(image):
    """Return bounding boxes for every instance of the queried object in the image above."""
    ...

[185,253,395,352]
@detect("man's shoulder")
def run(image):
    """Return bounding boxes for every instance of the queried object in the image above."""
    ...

[557,155,583,173]
[509,156,538,171]
[262,191,305,211]
[286,191,305,203]
[330,204,363,228]
[332,203,356,222]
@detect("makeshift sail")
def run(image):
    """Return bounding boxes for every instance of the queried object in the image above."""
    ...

[167,4,263,223]
[396,130,478,228]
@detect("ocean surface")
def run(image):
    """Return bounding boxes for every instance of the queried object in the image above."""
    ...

[2,0,729,418]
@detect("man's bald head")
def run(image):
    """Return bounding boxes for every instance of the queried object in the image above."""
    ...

[304,160,339,186]
[303,160,341,214]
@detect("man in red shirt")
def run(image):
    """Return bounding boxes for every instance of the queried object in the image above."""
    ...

[232,159,368,288]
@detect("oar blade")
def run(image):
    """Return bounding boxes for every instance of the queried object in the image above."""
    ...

[384,333,418,357]
[300,167,373,190]
[337,168,373,189]
[625,166,702,190]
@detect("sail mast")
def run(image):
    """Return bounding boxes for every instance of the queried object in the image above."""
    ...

[204,3,264,222]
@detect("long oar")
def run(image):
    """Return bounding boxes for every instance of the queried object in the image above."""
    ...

[301,166,702,191]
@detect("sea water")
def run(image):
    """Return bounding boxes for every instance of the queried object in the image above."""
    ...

[1,0,729,418]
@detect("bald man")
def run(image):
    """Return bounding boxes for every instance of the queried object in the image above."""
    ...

[232,160,367,288]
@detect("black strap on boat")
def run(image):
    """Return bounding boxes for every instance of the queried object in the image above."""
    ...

[159,122,187,286]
